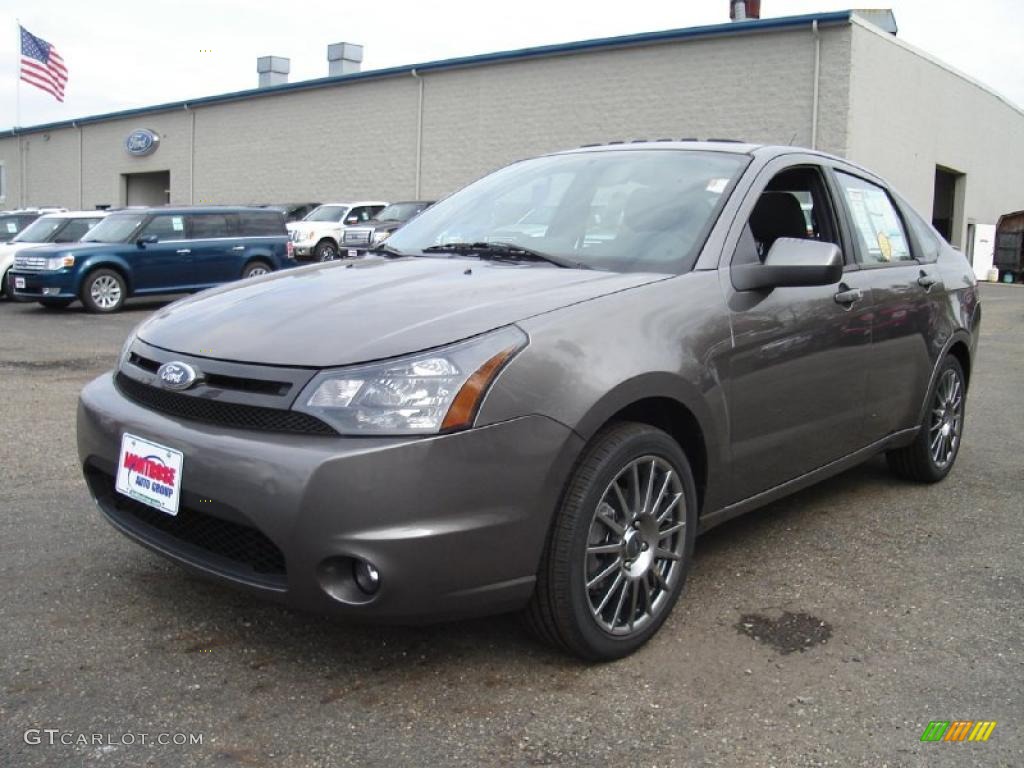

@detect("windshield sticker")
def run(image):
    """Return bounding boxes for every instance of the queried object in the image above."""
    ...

[171,217,184,231]
[706,178,729,194]
[6,222,17,233]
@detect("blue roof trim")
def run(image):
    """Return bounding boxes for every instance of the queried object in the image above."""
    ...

[1,10,852,139]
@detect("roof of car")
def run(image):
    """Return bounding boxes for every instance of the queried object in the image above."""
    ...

[36,210,109,219]
[107,206,284,215]
[314,201,390,208]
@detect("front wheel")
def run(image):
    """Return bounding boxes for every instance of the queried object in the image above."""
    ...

[81,269,127,313]
[525,422,697,660]
[314,240,339,262]
[886,355,966,483]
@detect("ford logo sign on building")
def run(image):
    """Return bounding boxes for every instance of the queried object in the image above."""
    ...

[157,361,200,391]
[125,129,160,157]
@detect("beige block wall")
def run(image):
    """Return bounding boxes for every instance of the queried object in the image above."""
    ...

[419,25,853,197]
[0,24,852,210]
[846,20,1024,246]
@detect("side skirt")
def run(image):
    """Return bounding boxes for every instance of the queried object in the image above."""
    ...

[697,427,919,534]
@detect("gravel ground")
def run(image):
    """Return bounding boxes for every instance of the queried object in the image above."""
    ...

[1,286,1021,767]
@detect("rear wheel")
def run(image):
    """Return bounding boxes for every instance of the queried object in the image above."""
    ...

[886,355,966,483]
[525,422,697,660]
[38,298,73,310]
[314,240,339,262]
[242,260,272,279]
[81,269,127,313]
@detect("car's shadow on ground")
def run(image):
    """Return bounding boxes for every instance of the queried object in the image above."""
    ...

[98,456,904,672]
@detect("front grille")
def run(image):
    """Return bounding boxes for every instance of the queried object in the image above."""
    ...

[86,465,286,586]
[13,254,47,270]
[128,353,292,396]
[115,372,337,435]
[343,228,372,245]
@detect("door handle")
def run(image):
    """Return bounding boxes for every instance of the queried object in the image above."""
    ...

[917,271,938,290]
[834,286,864,306]
[232,245,245,251]
[176,249,192,255]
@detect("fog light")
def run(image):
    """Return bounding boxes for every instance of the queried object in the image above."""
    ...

[43,287,60,296]
[353,560,380,595]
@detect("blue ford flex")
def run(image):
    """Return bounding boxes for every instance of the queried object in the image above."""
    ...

[9,206,295,312]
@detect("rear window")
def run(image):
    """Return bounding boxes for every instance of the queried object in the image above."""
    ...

[236,211,286,236]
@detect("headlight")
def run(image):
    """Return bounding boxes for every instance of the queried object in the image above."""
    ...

[46,254,75,270]
[118,332,137,369]
[294,326,528,435]
[372,229,391,244]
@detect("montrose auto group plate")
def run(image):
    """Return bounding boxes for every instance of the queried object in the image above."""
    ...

[114,433,184,516]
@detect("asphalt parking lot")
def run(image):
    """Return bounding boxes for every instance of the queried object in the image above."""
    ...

[1,285,1021,768]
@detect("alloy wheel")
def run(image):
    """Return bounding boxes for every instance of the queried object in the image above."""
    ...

[584,456,686,636]
[929,368,963,469]
[90,275,122,310]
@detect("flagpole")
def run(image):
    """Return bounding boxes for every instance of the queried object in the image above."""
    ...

[15,18,23,206]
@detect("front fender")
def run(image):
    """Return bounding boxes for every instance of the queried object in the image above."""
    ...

[73,254,135,294]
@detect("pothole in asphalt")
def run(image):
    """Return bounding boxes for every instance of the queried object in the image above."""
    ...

[735,611,833,654]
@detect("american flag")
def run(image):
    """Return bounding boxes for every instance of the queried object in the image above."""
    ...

[20,25,68,103]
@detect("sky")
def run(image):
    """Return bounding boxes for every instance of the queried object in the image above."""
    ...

[2,0,1023,130]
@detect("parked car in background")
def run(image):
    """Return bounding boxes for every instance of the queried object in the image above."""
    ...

[76,142,979,659]
[1,210,107,298]
[9,206,295,313]
[286,201,387,261]
[258,203,321,223]
[0,208,64,242]
[342,200,435,256]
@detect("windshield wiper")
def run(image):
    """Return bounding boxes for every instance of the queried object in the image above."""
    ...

[421,241,589,269]
[367,243,406,258]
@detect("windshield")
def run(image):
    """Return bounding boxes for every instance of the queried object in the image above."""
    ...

[303,205,347,222]
[387,150,747,274]
[376,203,428,222]
[12,216,64,243]
[81,213,146,243]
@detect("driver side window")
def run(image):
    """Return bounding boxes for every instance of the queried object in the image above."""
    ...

[734,165,839,265]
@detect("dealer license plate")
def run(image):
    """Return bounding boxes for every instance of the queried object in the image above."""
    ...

[14,277,25,289]
[114,433,184,516]
[347,249,359,258]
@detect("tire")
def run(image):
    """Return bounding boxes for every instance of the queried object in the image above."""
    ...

[241,260,273,279]
[314,240,339,262]
[38,298,73,310]
[525,421,698,660]
[1,268,9,298]
[80,268,127,313]
[886,355,966,483]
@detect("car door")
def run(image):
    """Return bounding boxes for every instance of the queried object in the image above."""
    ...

[130,213,194,291]
[720,158,875,502]
[188,213,235,286]
[830,169,945,438]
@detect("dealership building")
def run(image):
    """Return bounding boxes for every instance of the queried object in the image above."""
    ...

[1,6,1022,275]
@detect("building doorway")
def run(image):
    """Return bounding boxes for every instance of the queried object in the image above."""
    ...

[932,165,965,246]
[123,171,170,206]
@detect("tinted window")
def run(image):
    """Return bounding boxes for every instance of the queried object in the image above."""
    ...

[0,215,36,241]
[189,214,231,239]
[346,206,381,224]
[53,218,102,243]
[139,214,186,241]
[236,211,286,236]
[898,198,941,263]
[835,172,912,264]
[12,216,64,243]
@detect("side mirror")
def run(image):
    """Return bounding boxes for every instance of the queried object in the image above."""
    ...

[136,234,159,247]
[732,237,843,291]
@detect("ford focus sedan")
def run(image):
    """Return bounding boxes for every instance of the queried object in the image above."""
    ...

[78,142,980,660]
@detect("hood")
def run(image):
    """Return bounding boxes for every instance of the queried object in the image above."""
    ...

[287,220,338,232]
[137,256,667,367]
[9,241,119,258]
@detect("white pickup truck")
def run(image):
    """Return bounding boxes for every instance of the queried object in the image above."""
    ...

[285,201,387,261]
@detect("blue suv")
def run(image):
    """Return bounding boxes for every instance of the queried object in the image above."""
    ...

[9,207,296,312]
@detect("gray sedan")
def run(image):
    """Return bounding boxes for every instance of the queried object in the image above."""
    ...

[77,142,980,660]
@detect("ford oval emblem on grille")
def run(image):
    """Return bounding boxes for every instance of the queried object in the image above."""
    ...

[157,361,201,391]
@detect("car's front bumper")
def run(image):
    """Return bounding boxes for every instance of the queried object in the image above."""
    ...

[77,372,582,622]
[8,269,77,300]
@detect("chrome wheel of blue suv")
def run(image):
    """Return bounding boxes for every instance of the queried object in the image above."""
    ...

[82,269,126,313]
